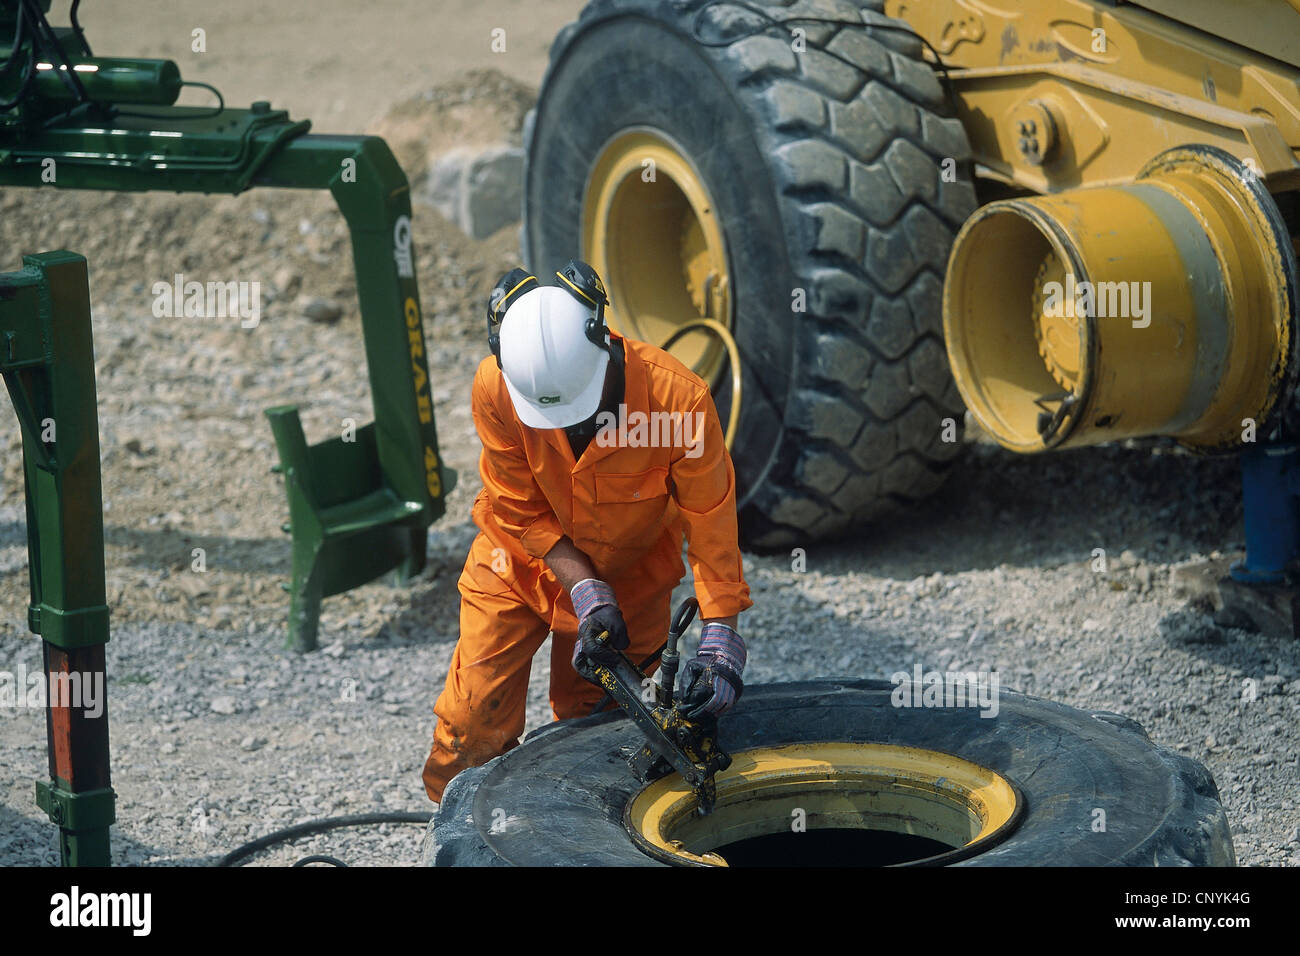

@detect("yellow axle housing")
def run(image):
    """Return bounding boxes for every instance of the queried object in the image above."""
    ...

[944,146,1298,452]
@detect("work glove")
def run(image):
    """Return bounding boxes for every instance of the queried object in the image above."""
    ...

[679,622,746,718]
[570,578,629,669]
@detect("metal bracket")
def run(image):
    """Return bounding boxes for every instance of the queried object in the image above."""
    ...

[29,604,111,650]
[35,781,116,832]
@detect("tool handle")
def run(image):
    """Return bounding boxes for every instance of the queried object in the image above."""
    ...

[587,642,668,717]
[669,597,699,639]
[658,597,698,707]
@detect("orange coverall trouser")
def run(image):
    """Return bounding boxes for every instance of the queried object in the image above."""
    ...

[421,530,675,803]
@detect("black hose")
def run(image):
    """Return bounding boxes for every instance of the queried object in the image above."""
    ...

[217,811,432,868]
[660,598,698,707]
[69,0,91,57]
[0,1,35,111]
[20,0,87,102]
[669,597,700,636]
[0,0,26,75]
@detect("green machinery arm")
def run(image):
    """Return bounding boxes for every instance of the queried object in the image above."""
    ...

[1,4,455,651]
[1,251,115,866]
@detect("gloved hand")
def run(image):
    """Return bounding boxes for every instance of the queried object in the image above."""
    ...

[679,622,746,718]
[570,578,629,669]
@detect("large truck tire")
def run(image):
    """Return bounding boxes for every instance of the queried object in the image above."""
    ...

[427,680,1235,867]
[523,1,977,548]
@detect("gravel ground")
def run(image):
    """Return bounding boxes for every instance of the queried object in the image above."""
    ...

[2,76,1298,867]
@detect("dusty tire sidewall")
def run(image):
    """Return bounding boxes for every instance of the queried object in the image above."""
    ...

[433,680,1234,867]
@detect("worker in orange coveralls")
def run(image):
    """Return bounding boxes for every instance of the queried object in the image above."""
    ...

[422,260,752,803]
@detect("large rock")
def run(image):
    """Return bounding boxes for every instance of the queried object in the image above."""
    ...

[1171,552,1300,639]
[425,145,524,240]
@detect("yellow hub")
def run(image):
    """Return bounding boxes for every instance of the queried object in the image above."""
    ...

[1032,253,1082,393]
[944,146,1297,453]
[623,742,1023,867]
[583,129,733,385]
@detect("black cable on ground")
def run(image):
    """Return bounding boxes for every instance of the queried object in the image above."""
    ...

[217,811,432,868]
[292,855,350,868]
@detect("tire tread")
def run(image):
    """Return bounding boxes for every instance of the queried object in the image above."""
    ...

[529,0,977,547]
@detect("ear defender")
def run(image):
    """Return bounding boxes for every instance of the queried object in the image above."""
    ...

[487,268,539,368]
[555,259,611,351]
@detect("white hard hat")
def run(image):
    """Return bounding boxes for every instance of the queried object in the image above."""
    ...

[499,285,610,429]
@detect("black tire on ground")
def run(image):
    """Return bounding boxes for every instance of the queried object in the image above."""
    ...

[523,0,977,548]
[426,680,1235,866]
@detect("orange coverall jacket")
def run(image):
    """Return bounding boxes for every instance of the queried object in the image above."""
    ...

[422,332,752,801]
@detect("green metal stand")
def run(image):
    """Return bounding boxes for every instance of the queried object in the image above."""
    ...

[258,135,457,650]
[1,103,457,650]
[1,251,115,866]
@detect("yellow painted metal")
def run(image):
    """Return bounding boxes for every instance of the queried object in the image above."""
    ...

[583,129,733,386]
[886,0,1300,192]
[944,146,1296,453]
[624,741,1021,867]
[1131,0,1300,69]
[1031,253,1081,393]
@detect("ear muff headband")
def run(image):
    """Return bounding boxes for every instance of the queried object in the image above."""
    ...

[556,260,610,352]
[487,270,538,367]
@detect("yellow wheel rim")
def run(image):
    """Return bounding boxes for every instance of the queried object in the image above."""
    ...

[943,146,1297,453]
[583,128,733,386]
[623,742,1024,867]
